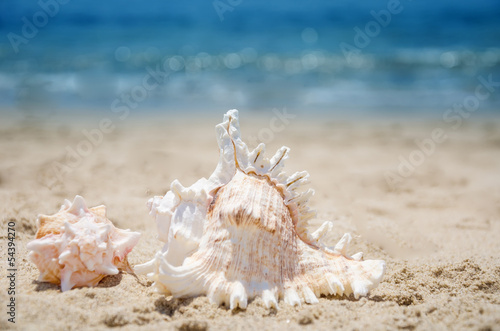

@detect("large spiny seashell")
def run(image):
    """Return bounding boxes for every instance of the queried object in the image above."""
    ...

[135,110,385,309]
[27,196,141,291]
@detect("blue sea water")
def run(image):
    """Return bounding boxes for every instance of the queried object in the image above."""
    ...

[0,0,499,117]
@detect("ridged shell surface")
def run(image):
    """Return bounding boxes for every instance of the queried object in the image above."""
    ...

[135,109,385,309]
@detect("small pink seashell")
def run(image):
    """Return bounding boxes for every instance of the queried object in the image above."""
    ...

[28,196,141,291]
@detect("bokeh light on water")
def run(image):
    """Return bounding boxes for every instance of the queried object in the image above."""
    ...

[0,0,499,117]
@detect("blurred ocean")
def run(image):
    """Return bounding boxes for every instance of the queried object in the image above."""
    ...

[0,0,499,117]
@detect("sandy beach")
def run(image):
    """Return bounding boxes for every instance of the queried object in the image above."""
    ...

[1,111,499,330]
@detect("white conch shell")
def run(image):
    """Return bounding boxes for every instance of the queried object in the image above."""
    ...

[135,110,385,309]
[27,196,141,291]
